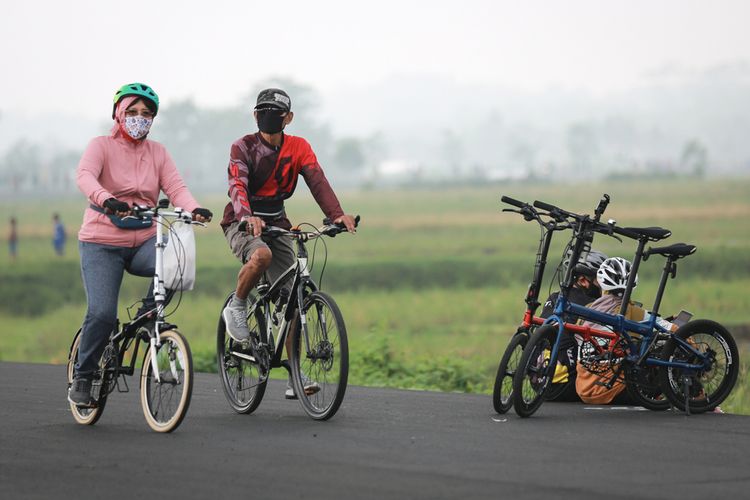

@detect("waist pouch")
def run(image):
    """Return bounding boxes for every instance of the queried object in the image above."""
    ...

[89,204,153,230]
[250,199,285,219]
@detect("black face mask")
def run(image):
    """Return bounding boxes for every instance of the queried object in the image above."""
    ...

[257,110,286,134]
[584,283,602,299]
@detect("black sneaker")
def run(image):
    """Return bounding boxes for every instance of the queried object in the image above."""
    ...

[68,378,95,407]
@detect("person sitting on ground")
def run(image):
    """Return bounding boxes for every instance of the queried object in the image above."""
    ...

[540,249,608,402]
[574,257,677,405]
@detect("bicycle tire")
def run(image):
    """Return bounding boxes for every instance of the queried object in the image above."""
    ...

[140,329,193,433]
[492,333,528,414]
[657,319,739,414]
[67,329,107,425]
[290,291,349,421]
[512,324,558,418]
[216,293,267,414]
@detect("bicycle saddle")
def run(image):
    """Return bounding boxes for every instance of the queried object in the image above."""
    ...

[622,226,672,241]
[646,243,697,259]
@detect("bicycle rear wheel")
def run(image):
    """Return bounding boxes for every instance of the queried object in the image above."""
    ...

[658,320,739,414]
[216,293,267,414]
[140,329,193,433]
[512,324,558,418]
[67,329,107,425]
[492,333,527,414]
[290,291,348,420]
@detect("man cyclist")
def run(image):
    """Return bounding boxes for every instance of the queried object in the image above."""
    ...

[220,88,356,399]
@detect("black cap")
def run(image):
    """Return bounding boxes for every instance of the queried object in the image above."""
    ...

[255,88,291,111]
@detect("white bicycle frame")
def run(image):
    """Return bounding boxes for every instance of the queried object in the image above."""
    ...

[126,206,201,383]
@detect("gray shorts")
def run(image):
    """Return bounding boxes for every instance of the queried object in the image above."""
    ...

[224,221,296,289]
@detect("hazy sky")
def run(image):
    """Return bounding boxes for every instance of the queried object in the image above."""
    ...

[2,0,749,120]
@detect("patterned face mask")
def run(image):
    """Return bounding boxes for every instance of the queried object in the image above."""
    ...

[123,115,153,139]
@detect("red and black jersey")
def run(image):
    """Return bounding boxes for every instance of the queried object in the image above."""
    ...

[221,132,344,229]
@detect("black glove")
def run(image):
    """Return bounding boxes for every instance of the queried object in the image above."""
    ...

[104,197,130,214]
[193,208,213,220]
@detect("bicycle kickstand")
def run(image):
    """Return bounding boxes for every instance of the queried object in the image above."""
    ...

[681,375,691,416]
[116,374,130,393]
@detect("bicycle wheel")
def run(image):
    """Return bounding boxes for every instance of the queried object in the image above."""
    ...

[658,319,739,414]
[140,329,193,432]
[67,329,107,425]
[492,333,528,414]
[290,291,348,420]
[216,293,267,414]
[512,324,558,418]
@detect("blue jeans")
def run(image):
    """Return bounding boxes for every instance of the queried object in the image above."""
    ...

[75,237,158,378]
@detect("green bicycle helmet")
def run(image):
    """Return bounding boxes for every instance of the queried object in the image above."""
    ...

[112,82,159,119]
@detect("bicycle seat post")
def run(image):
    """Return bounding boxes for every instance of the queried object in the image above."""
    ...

[618,237,648,316]
[650,256,677,317]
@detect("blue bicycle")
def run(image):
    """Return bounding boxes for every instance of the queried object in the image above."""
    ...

[512,199,739,417]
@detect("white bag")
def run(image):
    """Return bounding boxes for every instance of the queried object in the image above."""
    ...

[162,221,196,291]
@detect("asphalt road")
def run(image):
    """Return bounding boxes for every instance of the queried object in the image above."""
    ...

[1,362,748,500]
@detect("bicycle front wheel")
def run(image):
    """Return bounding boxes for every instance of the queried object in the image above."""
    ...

[216,293,267,414]
[512,324,558,418]
[67,329,107,425]
[290,291,349,420]
[140,329,193,433]
[658,320,739,413]
[492,333,528,414]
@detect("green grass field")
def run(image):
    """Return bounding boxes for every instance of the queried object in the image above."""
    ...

[1,177,748,413]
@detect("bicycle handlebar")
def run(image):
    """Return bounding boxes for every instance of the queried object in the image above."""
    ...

[500,195,526,209]
[238,215,360,237]
[531,196,651,241]
[130,204,202,225]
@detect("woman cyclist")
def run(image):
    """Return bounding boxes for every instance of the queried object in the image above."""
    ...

[69,83,213,407]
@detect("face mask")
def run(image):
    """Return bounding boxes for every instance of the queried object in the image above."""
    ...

[584,283,602,299]
[257,110,286,134]
[123,115,153,139]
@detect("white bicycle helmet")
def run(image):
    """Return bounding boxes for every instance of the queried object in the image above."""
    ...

[597,257,637,292]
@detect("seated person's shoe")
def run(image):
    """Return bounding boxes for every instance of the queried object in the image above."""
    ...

[68,377,95,408]
[285,374,321,400]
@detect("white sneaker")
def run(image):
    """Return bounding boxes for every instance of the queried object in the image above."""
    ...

[285,374,321,399]
[222,304,250,343]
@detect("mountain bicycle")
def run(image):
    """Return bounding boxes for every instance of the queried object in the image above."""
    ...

[512,199,739,417]
[67,200,205,432]
[217,216,359,420]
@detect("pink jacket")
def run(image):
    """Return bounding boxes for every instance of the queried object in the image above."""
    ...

[76,132,200,247]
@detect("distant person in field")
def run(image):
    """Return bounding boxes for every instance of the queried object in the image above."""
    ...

[52,213,67,256]
[220,87,357,400]
[540,249,608,402]
[8,217,18,261]
[69,82,213,408]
